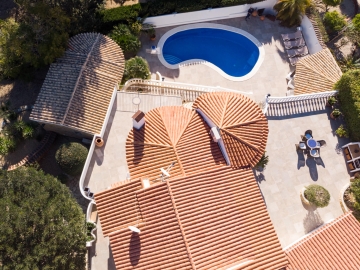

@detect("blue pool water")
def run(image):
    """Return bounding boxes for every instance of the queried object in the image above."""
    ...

[162,28,260,77]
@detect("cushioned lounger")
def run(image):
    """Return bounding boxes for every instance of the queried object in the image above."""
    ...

[283,38,306,49]
[286,46,309,58]
[281,30,302,41]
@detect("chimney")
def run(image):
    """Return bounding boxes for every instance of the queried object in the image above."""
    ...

[132,110,145,130]
[141,178,150,189]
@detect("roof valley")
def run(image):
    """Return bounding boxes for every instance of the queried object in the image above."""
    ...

[61,33,100,125]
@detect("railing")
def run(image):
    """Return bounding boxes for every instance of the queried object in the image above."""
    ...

[263,90,337,114]
[100,86,117,138]
[122,79,252,102]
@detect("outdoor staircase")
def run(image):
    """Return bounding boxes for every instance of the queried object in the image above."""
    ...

[163,54,182,64]
[264,91,337,117]
[7,132,57,171]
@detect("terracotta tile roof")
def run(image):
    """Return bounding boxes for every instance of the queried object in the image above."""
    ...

[294,49,342,95]
[286,213,360,270]
[192,92,269,168]
[95,167,288,270]
[30,33,125,135]
[126,106,227,182]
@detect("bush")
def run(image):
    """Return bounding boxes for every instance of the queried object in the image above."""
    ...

[0,136,16,156]
[108,24,141,54]
[323,11,346,33]
[102,4,141,23]
[55,142,88,176]
[255,152,269,170]
[350,178,360,213]
[335,70,360,141]
[86,222,96,242]
[121,56,151,84]
[335,125,348,137]
[304,184,330,207]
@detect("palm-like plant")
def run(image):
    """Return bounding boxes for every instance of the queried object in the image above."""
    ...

[121,56,150,84]
[274,0,311,27]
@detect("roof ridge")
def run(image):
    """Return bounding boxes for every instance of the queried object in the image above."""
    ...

[173,110,195,147]
[61,33,100,125]
[285,212,351,252]
[165,180,196,270]
[219,94,229,127]
[222,118,264,129]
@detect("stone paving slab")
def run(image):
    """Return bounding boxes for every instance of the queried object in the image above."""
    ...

[257,111,351,248]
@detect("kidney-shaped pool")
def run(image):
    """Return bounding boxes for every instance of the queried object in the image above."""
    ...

[157,23,265,81]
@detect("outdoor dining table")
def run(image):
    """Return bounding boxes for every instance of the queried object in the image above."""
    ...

[307,138,317,149]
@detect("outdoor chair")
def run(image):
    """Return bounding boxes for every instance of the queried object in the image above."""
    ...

[283,38,306,50]
[286,46,309,58]
[281,30,302,41]
[305,130,312,137]
[316,140,326,147]
[286,71,295,81]
[299,142,307,150]
[310,149,320,158]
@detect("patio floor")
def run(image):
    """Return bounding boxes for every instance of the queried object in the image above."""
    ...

[258,110,351,248]
[139,16,296,102]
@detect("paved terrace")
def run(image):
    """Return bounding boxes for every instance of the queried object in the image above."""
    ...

[260,110,350,248]
[139,16,296,102]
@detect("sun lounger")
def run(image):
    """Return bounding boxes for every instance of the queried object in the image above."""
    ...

[286,46,309,58]
[283,38,306,49]
[289,55,307,66]
[281,30,302,41]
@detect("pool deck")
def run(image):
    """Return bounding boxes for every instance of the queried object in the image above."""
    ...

[139,16,297,102]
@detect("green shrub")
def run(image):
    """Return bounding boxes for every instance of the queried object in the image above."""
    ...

[335,125,348,137]
[121,56,150,84]
[0,136,16,156]
[350,178,360,214]
[108,24,141,54]
[86,222,96,242]
[55,142,88,176]
[304,184,330,208]
[335,70,360,141]
[323,11,346,33]
[102,4,141,23]
[255,152,269,170]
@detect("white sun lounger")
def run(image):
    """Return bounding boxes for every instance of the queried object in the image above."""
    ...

[286,46,309,58]
[281,30,302,41]
[283,38,306,50]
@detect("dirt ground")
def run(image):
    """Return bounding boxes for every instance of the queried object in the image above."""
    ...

[105,0,139,9]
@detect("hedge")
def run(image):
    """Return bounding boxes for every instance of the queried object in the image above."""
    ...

[102,3,141,23]
[335,70,360,141]
[55,142,88,176]
[102,0,263,23]
[140,0,262,17]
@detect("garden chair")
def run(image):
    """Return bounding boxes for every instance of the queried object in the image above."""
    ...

[305,130,312,139]
[316,140,326,148]
[299,142,307,150]
[283,38,306,50]
[281,30,302,41]
[286,46,309,58]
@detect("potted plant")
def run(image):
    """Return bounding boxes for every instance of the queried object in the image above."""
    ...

[330,109,341,119]
[335,125,348,138]
[326,96,337,107]
[147,27,156,41]
[86,221,97,247]
[254,152,269,171]
[303,184,330,208]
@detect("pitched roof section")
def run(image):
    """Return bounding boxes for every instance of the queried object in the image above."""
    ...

[126,106,227,182]
[192,92,268,168]
[30,33,125,135]
[286,213,360,270]
[294,48,342,95]
[95,167,288,270]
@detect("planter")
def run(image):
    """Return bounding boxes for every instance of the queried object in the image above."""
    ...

[252,10,258,16]
[260,15,265,21]
[330,113,339,120]
[150,35,156,41]
[95,137,104,147]
[300,187,311,206]
[86,221,97,248]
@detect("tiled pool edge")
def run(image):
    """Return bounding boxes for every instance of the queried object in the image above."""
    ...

[157,23,265,82]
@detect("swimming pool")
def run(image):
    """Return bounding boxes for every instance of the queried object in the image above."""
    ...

[157,23,265,81]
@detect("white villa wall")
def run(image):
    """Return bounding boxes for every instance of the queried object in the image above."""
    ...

[143,1,277,28]
[301,15,323,55]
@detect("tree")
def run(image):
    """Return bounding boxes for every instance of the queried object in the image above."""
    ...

[346,14,360,44]
[0,167,86,269]
[109,24,141,54]
[322,0,341,11]
[121,56,151,84]
[323,11,346,33]
[274,0,311,27]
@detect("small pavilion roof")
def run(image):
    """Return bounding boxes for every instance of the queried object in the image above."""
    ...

[294,48,342,95]
[192,92,268,168]
[30,32,125,135]
[285,212,360,270]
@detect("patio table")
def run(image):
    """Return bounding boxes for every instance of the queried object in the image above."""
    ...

[307,139,317,149]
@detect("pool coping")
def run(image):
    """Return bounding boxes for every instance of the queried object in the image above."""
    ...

[157,23,265,82]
